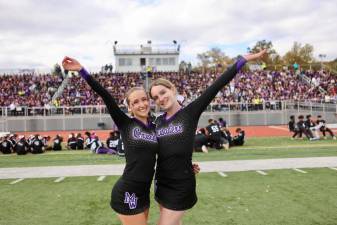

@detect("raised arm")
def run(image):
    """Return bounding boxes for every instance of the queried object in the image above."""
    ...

[62,57,129,128]
[188,50,267,116]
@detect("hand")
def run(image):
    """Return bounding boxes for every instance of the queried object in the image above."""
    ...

[193,163,200,174]
[62,56,83,71]
[243,49,268,61]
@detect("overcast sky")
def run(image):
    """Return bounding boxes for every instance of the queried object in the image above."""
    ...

[0,0,336,71]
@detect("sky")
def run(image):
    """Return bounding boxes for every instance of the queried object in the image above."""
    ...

[0,0,336,72]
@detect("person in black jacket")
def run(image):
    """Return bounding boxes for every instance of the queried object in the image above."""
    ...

[31,135,44,154]
[53,134,63,151]
[15,135,29,155]
[232,128,245,146]
[76,133,84,150]
[0,135,12,154]
[67,133,77,150]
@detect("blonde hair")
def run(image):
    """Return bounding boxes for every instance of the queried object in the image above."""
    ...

[125,87,147,106]
[149,78,176,99]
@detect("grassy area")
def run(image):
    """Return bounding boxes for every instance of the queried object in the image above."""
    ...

[1,168,337,225]
[0,137,336,168]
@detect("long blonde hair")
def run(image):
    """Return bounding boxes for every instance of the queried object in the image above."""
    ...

[149,78,176,99]
[125,87,147,106]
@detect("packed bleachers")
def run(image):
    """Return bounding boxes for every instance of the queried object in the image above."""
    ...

[0,69,336,110]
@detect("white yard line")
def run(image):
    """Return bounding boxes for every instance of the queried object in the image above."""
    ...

[54,177,65,183]
[217,172,227,177]
[256,170,268,175]
[97,176,106,181]
[10,178,24,184]
[293,168,307,174]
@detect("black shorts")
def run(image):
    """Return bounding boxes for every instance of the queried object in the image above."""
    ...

[110,177,151,215]
[154,176,197,211]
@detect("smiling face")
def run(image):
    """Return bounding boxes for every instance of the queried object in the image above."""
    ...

[127,89,150,119]
[150,84,178,111]
[149,78,178,112]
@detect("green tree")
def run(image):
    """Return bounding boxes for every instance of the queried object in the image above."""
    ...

[248,40,279,68]
[197,47,232,73]
[283,42,315,69]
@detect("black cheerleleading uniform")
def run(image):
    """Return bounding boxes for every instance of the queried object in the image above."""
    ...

[79,68,158,215]
[154,57,247,210]
[67,137,77,150]
[53,138,62,151]
[77,137,84,150]
[15,139,29,155]
[288,119,300,138]
[31,139,44,154]
[297,120,313,139]
[1,139,12,154]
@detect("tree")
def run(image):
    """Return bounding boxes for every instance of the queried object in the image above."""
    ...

[283,42,315,68]
[248,40,279,67]
[197,52,211,73]
[197,48,232,73]
[52,63,62,76]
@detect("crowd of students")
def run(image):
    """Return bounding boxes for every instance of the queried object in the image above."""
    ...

[1,69,336,112]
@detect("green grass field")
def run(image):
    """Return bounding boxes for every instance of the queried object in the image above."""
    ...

[1,168,337,225]
[1,136,336,225]
[0,137,336,168]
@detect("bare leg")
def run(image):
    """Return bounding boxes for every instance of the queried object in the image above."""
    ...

[158,205,185,225]
[117,211,148,225]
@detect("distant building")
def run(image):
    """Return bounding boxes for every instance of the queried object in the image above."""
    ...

[113,41,180,72]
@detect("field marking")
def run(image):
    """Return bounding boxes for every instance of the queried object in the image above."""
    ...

[54,177,65,183]
[10,178,24,184]
[256,170,268,175]
[329,167,337,171]
[97,176,106,181]
[218,172,227,177]
[293,168,307,174]
[238,144,336,151]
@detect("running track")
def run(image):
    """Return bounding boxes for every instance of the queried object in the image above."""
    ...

[1,157,337,179]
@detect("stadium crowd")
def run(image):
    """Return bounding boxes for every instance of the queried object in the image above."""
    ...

[0,69,336,112]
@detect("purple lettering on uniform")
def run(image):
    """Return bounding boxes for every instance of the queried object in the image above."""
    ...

[156,124,183,137]
[124,192,138,209]
[132,128,157,143]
